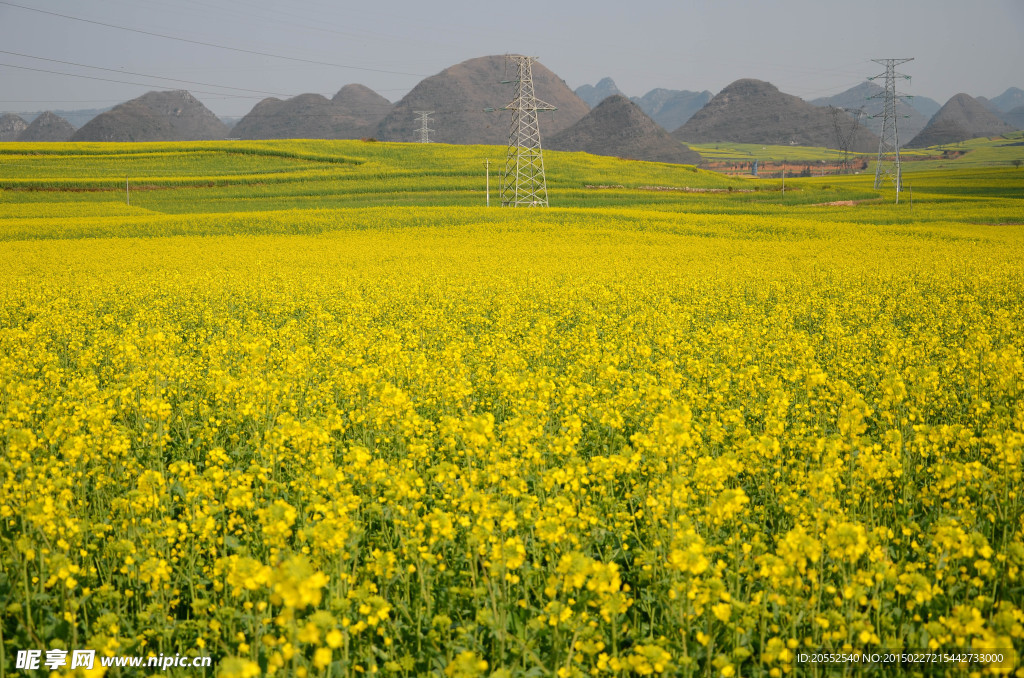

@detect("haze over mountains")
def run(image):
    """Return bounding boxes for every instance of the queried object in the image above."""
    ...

[976,87,1024,131]
[574,78,714,133]
[630,89,714,134]
[575,78,623,108]
[3,55,1021,157]
[980,87,1024,114]
[15,108,112,129]
[1001,108,1024,131]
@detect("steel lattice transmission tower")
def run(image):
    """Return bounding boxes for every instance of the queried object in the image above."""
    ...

[414,111,434,143]
[868,58,913,196]
[499,55,556,207]
[829,105,864,175]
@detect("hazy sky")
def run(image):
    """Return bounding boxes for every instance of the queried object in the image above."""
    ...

[1,0,1022,117]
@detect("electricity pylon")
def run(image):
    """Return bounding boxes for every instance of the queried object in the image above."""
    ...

[868,58,913,198]
[414,111,434,143]
[499,55,556,207]
[829,105,864,175]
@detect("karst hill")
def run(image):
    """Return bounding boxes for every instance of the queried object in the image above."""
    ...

[375,55,589,145]
[906,93,1016,148]
[0,113,28,141]
[673,78,878,151]
[548,95,701,164]
[232,84,392,140]
[17,111,76,142]
[71,90,228,142]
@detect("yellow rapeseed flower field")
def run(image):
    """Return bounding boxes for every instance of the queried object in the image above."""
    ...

[1,141,1023,676]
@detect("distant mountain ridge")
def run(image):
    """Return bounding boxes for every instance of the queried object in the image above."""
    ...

[631,88,713,132]
[575,78,624,108]
[574,79,713,131]
[986,87,1024,113]
[1001,106,1024,131]
[978,87,1024,128]
[18,107,111,129]
[5,59,1018,148]
[548,94,701,164]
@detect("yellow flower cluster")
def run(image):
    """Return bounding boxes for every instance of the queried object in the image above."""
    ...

[1,195,1023,677]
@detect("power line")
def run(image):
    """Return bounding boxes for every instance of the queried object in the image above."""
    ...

[0,0,429,78]
[0,50,296,98]
[0,62,266,99]
[0,100,120,104]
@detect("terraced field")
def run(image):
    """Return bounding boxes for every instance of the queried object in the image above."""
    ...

[690,132,1024,177]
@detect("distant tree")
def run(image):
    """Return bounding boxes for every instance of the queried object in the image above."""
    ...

[1014,159,1022,169]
